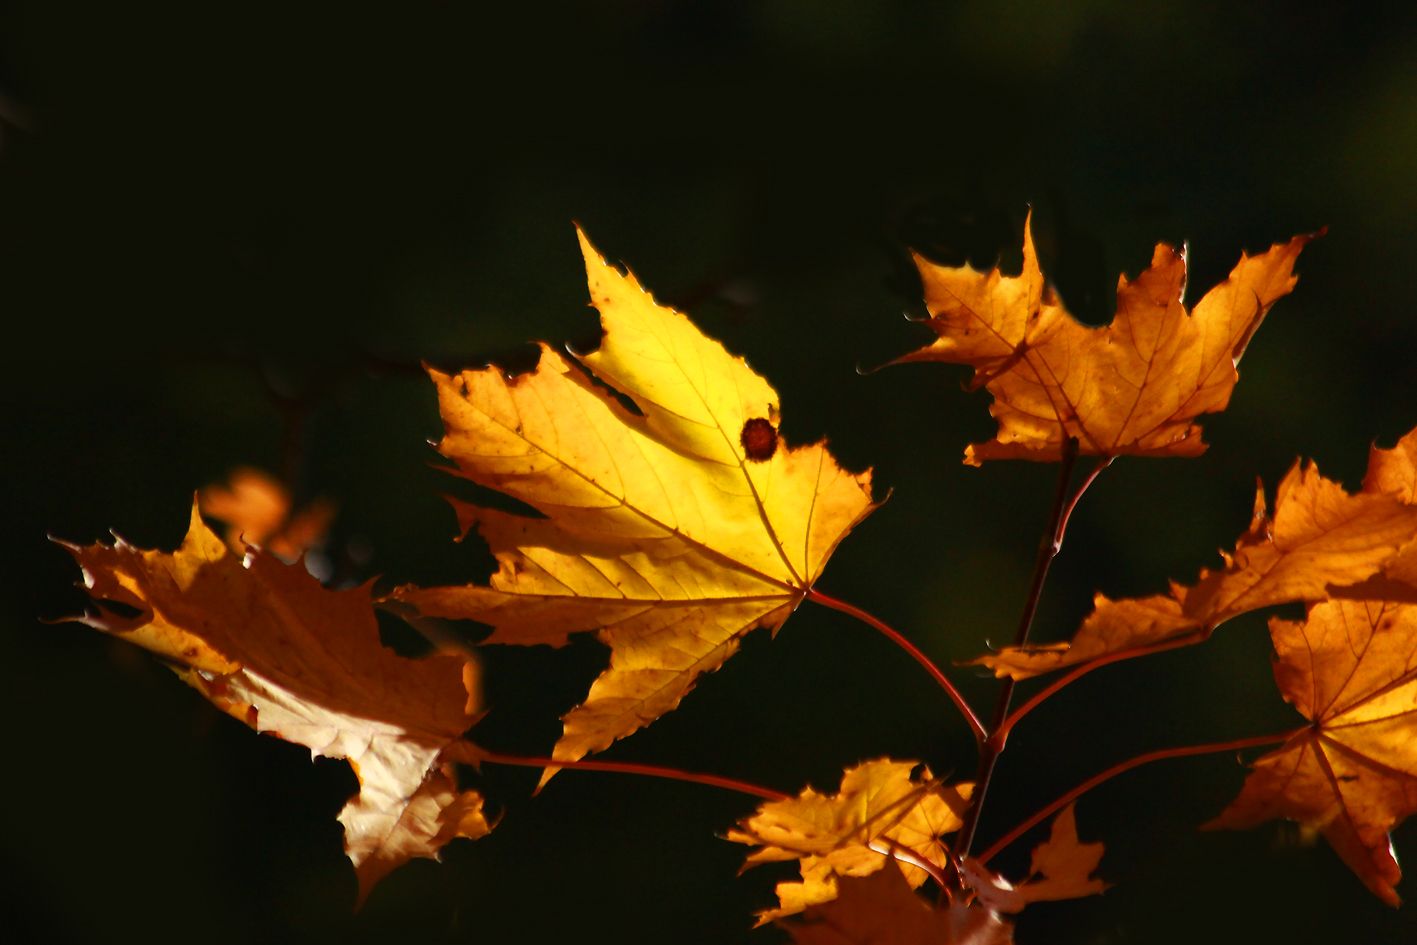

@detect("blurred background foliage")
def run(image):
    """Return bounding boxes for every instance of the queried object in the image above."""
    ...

[5,2,1417,942]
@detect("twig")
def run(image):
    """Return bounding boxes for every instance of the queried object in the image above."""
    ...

[994,630,1210,744]
[807,587,987,746]
[952,438,1087,862]
[465,745,789,801]
[976,729,1301,864]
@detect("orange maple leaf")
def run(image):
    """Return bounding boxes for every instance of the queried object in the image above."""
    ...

[782,868,1014,945]
[394,229,877,771]
[199,466,335,561]
[726,758,973,923]
[58,504,490,903]
[976,426,1417,679]
[960,805,1108,912]
[895,213,1318,465]
[1206,597,1417,906]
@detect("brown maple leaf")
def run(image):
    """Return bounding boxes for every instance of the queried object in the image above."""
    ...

[1206,597,1417,906]
[895,213,1318,465]
[782,868,1014,945]
[976,427,1417,679]
[726,758,973,923]
[394,229,877,771]
[58,504,490,903]
[960,805,1108,912]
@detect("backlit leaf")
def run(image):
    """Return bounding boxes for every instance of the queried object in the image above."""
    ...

[961,805,1108,912]
[1207,597,1417,906]
[395,229,877,770]
[896,213,1317,465]
[726,758,972,923]
[977,430,1417,679]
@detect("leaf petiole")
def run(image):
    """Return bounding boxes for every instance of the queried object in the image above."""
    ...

[806,587,987,745]
[459,743,789,801]
[995,630,1210,744]
[975,728,1302,865]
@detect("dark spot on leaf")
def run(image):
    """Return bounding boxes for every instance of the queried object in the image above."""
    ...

[740,417,778,462]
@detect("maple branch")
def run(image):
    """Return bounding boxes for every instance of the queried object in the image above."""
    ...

[469,746,788,802]
[1056,456,1113,548]
[952,438,1089,863]
[994,630,1210,744]
[806,587,987,745]
[975,728,1302,865]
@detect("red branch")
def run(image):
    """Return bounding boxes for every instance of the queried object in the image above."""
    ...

[469,746,788,801]
[952,438,1087,863]
[995,630,1210,745]
[976,729,1301,864]
[471,745,951,885]
[807,587,987,746]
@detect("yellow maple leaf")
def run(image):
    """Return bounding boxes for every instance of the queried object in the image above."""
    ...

[726,758,973,923]
[1206,598,1417,906]
[59,504,490,903]
[976,428,1417,679]
[895,213,1318,465]
[394,229,877,770]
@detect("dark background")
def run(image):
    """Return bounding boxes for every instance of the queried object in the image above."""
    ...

[6,2,1417,942]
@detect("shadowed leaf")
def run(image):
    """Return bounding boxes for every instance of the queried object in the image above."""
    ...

[59,505,489,903]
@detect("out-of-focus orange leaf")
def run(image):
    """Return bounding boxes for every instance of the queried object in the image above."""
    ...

[961,805,1108,912]
[781,868,1014,945]
[976,429,1417,679]
[199,466,335,561]
[58,504,488,903]
[895,213,1317,465]
[726,759,972,923]
[1206,597,1417,906]
[394,229,877,772]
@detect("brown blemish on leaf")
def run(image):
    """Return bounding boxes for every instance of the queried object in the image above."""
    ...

[741,417,778,462]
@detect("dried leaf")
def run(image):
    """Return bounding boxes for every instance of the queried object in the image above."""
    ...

[896,213,1317,465]
[782,868,1014,945]
[1207,598,1417,906]
[59,504,488,903]
[726,759,973,923]
[977,432,1417,679]
[395,229,877,770]
[961,805,1108,912]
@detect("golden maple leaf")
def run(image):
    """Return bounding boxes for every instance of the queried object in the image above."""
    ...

[960,805,1108,912]
[895,213,1318,465]
[59,504,490,903]
[782,868,1015,945]
[1206,597,1417,906]
[726,758,973,923]
[394,229,877,770]
[976,426,1417,679]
